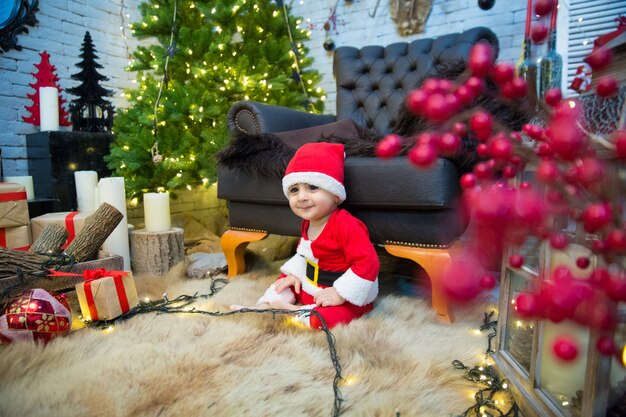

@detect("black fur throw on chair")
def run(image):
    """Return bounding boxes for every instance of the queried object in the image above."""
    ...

[216,60,532,178]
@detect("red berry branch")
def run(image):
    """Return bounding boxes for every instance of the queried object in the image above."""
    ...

[376,41,625,363]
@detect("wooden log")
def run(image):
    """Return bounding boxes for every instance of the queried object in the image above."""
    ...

[130,228,185,275]
[0,248,49,277]
[64,202,123,262]
[29,224,69,255]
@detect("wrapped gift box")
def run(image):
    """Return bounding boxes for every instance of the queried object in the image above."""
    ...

[31,211,92,247]
[0,183,29,229]
[0,225,32,250]
[75,270,139,321]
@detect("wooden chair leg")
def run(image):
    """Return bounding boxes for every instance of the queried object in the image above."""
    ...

[220,229,268,277]
[384,244,454,323]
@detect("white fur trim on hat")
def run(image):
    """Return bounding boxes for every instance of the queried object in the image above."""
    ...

[282,172,346,203]
[333,268,378,306]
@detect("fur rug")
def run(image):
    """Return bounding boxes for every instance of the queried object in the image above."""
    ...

[0,261,497,417]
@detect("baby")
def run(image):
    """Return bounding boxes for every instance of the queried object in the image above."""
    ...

[232,142,379,329]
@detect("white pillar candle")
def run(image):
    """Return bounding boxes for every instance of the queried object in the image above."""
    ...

[74,171,98,212]
[4,176,35,200]
[97,177,130,270]
[143,192,171,232]
[39,87,60,131]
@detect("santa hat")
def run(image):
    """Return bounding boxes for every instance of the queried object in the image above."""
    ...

[282,142,346,203]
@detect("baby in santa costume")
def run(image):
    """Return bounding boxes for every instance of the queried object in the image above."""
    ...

[231,142,379,329]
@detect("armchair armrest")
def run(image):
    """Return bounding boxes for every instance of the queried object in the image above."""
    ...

[227,100,337,135]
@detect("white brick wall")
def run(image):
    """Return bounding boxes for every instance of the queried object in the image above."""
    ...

[290,0,527,114]
[0,0,141,175]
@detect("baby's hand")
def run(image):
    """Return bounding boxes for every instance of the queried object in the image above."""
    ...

[275,274,301,294]
[314,287,345,307]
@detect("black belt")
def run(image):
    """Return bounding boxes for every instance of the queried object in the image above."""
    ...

[305,258,344,287]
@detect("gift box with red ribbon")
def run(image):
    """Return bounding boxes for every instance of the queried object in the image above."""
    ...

[0,182,29,229]
[61,269,139,322]
[0,225,32,250]
[31,211,92,249]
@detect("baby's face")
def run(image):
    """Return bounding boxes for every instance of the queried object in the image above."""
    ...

[286,183,340,224]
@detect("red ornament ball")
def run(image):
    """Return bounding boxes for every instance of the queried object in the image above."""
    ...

[575,257,590,269]
[0,289,72,345]
[480,274,497,290]
[553,336,579,361]
[515,292,540,318]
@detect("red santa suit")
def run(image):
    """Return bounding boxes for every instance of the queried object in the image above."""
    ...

[256,142,379,329]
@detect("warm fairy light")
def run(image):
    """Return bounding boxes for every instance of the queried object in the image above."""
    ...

[516,320,523,328]
[202,178,209,183]
[286,316,306,328]
[157,187,165,192]
[568,100,576,108]
[130,198,139,207]
[342,375,357,386]
[152,15,158,21]
[123,145,130,150]
[622,345,625,367]
[104,326,114,333]
[176,173,182,178]
[215,26,222,33]
[562,401,570,406]
[186,185,192,190]
[502,383,508,389]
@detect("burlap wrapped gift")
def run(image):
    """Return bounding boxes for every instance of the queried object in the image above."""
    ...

[30,211,93,247]
[0,225,31,250]
[0,183,29,229]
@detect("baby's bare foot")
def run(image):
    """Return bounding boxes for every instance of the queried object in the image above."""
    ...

[270,300,300,310]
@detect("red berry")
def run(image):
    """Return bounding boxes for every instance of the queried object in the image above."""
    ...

[596,336,616,356]
[592,239,608,253]
[548,119,585,161]
[585,47,613,70]
[502,165,517,178]
[596,76,618,97]
[424,93,452,123]
[589,268,610,287]
[492,62,515,85]
[376,134,403,159]
[416,132,439,147]
[575,257,590,269]
[489,135,513,160]
[480,274,497,290]
[607,229,626,252]
[509,253,524,268]
[422,78,443,94]
[468,42,494,78]
[537,143,553,157]
[515,292,539,318]
[550,233,569,250]
[406,89,428,115]
[531,22,549,44]
[544,88,562,107]
[522,123,544,140]
[534,0,555,16]
[575,157,605,186]
[408,143,437,168]
[452,122,467,137]
[473,161,492,179]
[469,111,493,135]
[604,275,626,302]
[553,336,579,361]
[460,173,477,189]
[536,159,559,183]
[438,132,461,156]
[511,77,528,97]
[613,130,626,159]
[454,85,474,106]
[465,76,485,96]
[582,202,612,233]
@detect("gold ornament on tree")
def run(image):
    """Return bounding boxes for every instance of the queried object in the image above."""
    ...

[389,0,433,36]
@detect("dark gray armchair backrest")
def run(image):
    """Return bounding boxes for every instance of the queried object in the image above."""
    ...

[333,27,499,135]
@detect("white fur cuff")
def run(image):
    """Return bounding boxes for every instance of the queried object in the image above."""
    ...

[333,268,378,306]
[256,283,296,305]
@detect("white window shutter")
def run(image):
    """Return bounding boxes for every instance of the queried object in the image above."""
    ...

[567,0,626,89]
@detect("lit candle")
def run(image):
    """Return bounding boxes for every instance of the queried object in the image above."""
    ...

[143,192,171,232]
[3,175,35,200]
[98,177,130,269]
[74,171,98,212]
[39,87,59,131]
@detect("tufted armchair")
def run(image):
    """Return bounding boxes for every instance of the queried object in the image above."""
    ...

[217,27,500,322]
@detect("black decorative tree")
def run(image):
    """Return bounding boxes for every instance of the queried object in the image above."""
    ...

[67,31,115,133]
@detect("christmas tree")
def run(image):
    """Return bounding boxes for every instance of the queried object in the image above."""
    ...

[67,31,115,133]
[107,0,325,199]
[22,51,71,127]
